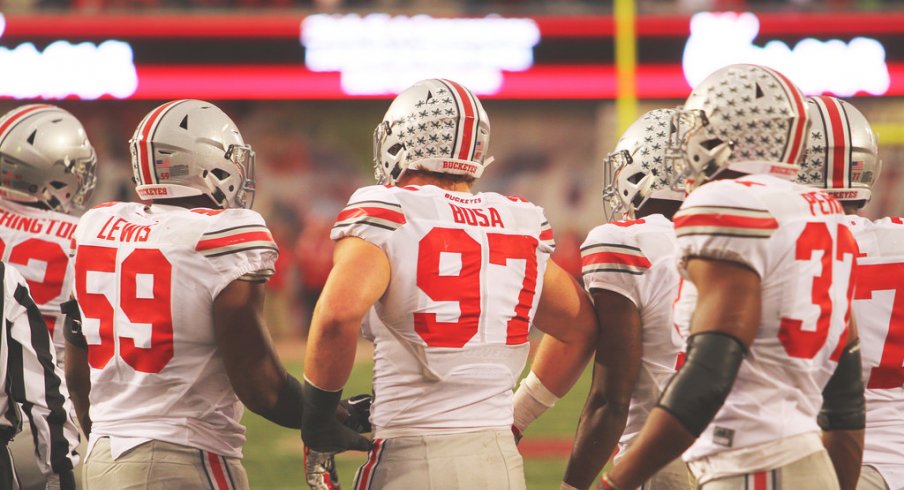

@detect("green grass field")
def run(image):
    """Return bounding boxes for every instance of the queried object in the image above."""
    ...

[242,360,595,489]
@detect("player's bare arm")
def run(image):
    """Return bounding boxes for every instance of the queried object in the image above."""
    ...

[213,278,303,428]
[605,257,760,488]
[533,260,598,347]
[821,316,865,490]
[301,236,388,453]
[564,289,642,488]
[64,341,92,436]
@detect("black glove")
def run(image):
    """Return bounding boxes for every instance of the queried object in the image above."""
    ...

[339,394,372,433]
[302,380,372,453]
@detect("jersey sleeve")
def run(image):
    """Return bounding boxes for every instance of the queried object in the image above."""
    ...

[331,185,407,247]
[580,224,648,306]
[198,209,279,298]
[673,181,777,278]
[538,215,555,254]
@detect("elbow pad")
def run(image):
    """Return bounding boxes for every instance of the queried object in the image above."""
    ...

[819,339,865,431]
[657,331,747,437]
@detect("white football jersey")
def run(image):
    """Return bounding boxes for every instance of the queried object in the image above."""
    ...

[0,199,79,359]
[673,173,855,467]
[580,214,683,458]
[331,184,554,437]
[849,215,904,489]
[72,202,277,458]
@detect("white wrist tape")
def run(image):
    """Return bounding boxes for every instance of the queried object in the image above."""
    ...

[512,371,561,432]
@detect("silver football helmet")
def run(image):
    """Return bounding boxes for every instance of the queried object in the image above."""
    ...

[374,79,493,185]
[0,104,96,214]
[130,99,255,209]
[603,109,685,221]
[797,96,880,206]
[669,64,810,190]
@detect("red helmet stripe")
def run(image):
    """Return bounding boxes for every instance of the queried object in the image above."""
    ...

[818,96,851,189]
[444,80,477,161]
[136,100,182,186]
[0,105,54,145]
[764,68,808,165]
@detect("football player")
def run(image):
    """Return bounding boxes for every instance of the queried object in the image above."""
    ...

[0,104,95,490]
[601,65,864,490]
[301,79,598,489]
[64,100,306,489]
[513,109,691,489]
[795,96,902,490]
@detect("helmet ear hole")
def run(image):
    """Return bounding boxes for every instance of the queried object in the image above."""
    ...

[627,172,645,185]
[211,168,229,180]
[700,138,723,151]
[388,143,404,156]
[49,181,66,189]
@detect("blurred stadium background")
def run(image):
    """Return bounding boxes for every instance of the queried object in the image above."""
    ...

[2,0,904,487]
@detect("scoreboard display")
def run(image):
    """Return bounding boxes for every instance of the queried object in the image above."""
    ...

[1,11,903,99]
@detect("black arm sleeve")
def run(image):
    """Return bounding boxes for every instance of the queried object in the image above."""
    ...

[818,338,865,431]
[255,373,304,429]
[60,299,86,350]
[657,331,747,437]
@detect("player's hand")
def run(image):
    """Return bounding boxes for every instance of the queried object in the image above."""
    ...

[339,394,372,433]
[302,380,373,453]
[45,470,76,490]
[511,424,523,445]
[304,446,341,490]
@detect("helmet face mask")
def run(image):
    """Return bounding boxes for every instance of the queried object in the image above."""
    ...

[373,79,492,185]
[130,99,254,209]
[0,104,97,214]
[603,108,685,221]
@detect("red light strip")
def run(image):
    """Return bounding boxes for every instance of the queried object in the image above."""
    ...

[128,63,904,100]
[3,12,904,39]
[1,14,303,38]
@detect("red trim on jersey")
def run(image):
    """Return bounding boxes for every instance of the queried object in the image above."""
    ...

[336,206,406,225]
[506,195,528,203]
[195,230,273,251]
[136,100,181,186]
[191,208,226,216]
[206,452,230,490]
[673,213,778,231]
[819,96,849,189]
[764,67,808,165]
[446,80,477,161]
[356,439,383,490]
[753,471,767,490]
[539,228,554,241]
[891,217,904,224]
[92,202,118,209]
[0,105,53,142]
[612,218,648,227]
[581,251,652,269]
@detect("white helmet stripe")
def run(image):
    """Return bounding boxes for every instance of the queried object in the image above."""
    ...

[0,105,54,147]
[759,66,808,165]
[136,99,184,186]
[815,95,852,189]
[442,79,479,161]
